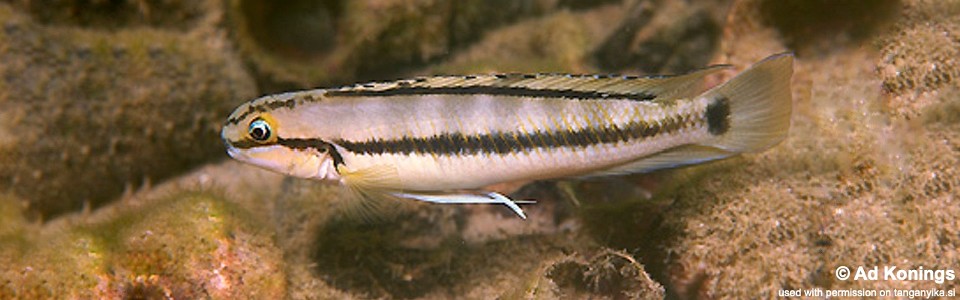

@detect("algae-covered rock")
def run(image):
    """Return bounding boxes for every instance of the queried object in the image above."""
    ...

[877,0,960,116]
[758,0,900,56]
[0,4,256,218]
[174,161,646,299]
[538,249,665,299]
[0,191,285,299]
[266,174,569,298]
[226,0,558,90]
[593,0,726,74]
[657,0,960,297]
[0,194,27,238]
[7,0,959,298]
[13,0,217,30]
[426,9,599,75]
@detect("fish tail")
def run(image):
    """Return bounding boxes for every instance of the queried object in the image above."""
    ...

[701,53,793,153]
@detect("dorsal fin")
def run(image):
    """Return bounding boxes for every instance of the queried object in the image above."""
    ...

[326,65,732,102]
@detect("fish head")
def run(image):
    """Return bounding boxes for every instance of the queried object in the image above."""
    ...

[221,100,340,181]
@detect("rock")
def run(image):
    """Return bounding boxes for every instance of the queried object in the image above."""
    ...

[0,192,286,299]
[877,0,960,117]
[224,0,557,91]
[537,249,665,299]
[6,0,958,297]
[593,0,726,74]
[0,3,256,218]
[661,0,960,297]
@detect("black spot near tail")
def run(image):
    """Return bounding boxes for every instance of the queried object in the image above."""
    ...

[706,97,731,135]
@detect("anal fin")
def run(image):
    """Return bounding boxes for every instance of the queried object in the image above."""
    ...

[579,145,733,178]
[338,165,536,219]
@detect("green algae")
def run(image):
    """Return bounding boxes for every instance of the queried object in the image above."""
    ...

[226,0,557,90]
[655,0,960,297]
[542,249,664,299]
[0,3,256,218]
[0,191,285,299]
[759,0,901,56]
[0,194,26,238]
[13,0,215,30]
[426,9,595,75]
[593,0,724,74]
[877,1,960,116]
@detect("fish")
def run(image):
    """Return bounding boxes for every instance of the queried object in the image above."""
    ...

[221,53,793,219]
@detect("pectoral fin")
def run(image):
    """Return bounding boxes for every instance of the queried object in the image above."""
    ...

[335,164,404,220]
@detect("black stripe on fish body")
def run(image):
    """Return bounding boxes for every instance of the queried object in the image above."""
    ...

[706,97,731,135]
[277,138,345,167]
[529,130,547,148]
[404,137,417,153]
[229,137,346,167]
[225,105,266,126]
[226,94,322,125]
[438,134,455,154]
[571,128,589,147]
[516,132,534,150]
[403,136,416,153]
[415,136,429,153]
[227,65,730,126]
[556,130,572,149]
[510,132,523,150]
[325,85,656,102]
[334,114,700,156]
[607,124,626,143]
[587,127,603,145]
[604,126,618,143]
[610,124,630,143]
[631,122,649,139]
[486,134,502,154]
[225,139,260,149]
[494,132,514,153]
[460,134,474,152]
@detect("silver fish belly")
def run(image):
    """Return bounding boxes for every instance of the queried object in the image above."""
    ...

[221,53,794,218]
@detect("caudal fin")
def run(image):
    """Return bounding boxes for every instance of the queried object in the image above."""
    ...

[702,53,793,153]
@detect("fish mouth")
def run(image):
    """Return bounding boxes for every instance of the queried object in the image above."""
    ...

[224,139,242,159]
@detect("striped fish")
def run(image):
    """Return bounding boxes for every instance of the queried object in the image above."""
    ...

[221,53,793,219]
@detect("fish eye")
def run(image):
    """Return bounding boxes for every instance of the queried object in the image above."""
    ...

[248,118,272,142]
